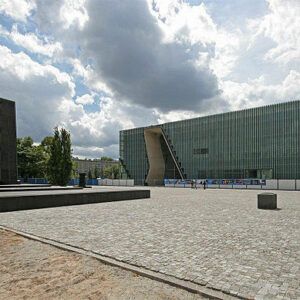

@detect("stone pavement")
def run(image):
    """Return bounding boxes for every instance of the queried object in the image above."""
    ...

[0,187,299,299]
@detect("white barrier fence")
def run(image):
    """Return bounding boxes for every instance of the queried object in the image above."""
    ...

[164,179,300,191]
[97,179,134,186]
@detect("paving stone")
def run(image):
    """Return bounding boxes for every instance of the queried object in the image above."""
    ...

[0,187,299,299]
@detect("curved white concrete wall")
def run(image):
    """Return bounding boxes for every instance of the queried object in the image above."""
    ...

[144,128,165,186]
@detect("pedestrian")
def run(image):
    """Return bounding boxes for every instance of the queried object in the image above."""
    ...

[203,180,206,190]
[191,180,194,189]
[194,179,197,189]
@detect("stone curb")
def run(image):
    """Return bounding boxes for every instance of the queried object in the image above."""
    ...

[0,225,242,300]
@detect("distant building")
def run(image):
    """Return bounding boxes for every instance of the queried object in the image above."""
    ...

[120,100,300,185]
[0,98,17,184]
[73,158,119,177]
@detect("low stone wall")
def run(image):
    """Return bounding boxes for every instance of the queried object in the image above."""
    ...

[0,189,150,212]
[98,179,134,186]
[165,179,300,190]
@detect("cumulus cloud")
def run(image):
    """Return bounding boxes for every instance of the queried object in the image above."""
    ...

[70,59,113,95]
[1,0,299,159]
[0,0,35,22]
[72,144,119,160]
[59,0,89,30]
[34,0,88,33]
[75,93,95,105]
[221,70,300,111]
[0,45,74,139]
[149,0,243,79]
[61,96,158,149]
[0,43,158,158]
[0,45,148,158]
[0,25,62,57]
[150,0,216,45]
[77,0,220,112]
[248,0,300,65]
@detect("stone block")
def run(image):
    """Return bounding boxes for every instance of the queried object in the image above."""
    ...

[0,189,150,212]
[258,193,277,209]
[79,173,86,187]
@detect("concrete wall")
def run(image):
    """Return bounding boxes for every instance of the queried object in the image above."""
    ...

[144,128,165,186]
[0,98,17,184]
[278,180,296,190]
[265,180,278,190]
[165,179,300,190]
[297,180,300,191]
[98,179,134,186]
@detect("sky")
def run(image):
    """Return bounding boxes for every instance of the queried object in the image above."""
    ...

[0,0,299,159]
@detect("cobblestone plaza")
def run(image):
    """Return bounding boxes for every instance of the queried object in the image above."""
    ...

[0,187,299,299]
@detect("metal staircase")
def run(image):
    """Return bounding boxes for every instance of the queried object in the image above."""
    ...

[119,158,131,178]
[144,152,149,184]
[160,127,185,180]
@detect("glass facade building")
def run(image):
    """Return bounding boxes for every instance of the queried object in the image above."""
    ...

[120,101,300,185]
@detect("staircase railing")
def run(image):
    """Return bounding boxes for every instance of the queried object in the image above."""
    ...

[160,127,184,180]
[119,158,131,178]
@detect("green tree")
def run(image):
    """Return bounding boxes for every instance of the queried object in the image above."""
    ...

[103,164,121,179]
[47,127,73,186]
[99,167,104,178]
[41,136,54,154]
[72,161,78,178]
[61,128,72,184]
[17,137,47,180]
[100,156,114,161]
[94,166,100,179]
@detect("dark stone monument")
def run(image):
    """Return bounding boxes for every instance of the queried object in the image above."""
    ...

[79,173,86,187]
[258,193,277,209]
[0,98,17,184]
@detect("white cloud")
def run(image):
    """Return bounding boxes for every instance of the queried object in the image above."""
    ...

[1,0,299,159]
[0,25,62,57]
[210,29,242,79]
[221,70,300,111]
[150,0,216,45]
[150,0,242,79]
[61,96,156,149]
[155,109,198,124]
[0,44,157,159]
[0,0,35,22]
[72,144,119,160]
[248,0,300,65]
[0,45,74,139]
[34,0,88,33]
[59,0,89,30]
[75,93,95,105]
[70,59,114,96]
[0,46,73,90]
[64,0,221,112]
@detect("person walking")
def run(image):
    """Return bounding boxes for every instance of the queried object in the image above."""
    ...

[203,180,206,190]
